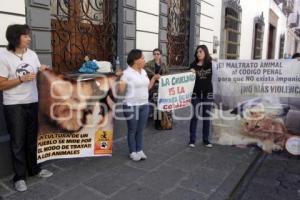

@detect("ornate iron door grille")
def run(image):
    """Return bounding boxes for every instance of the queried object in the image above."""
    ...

[167,0,190,67]
[51,0,117,72]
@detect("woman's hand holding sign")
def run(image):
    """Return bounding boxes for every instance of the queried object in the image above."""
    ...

[39,64,50,71]
[153,74,161,81]
[149,74,160,89]
[20,73,37,82]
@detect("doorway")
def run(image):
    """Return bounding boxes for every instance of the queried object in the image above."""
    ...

[50,0,117,72]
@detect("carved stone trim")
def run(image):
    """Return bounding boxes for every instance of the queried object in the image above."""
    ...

[224,0,242,13]
[254,12,265,26]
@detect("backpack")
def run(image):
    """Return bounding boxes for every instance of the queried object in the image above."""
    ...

[155,111,173,130]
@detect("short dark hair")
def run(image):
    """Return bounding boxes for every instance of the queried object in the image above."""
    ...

[153,48,162,54]
[193,45,212,66]
[6,24,30,52]
[127,49,143,66]
[292,53,300,59]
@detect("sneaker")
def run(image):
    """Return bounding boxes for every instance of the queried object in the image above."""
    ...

[188,143,196,148]
[14,180,27,192]
[137,151,147,160]
[37,169,53,178]
[204,142,213,148]
[129,152,141,161]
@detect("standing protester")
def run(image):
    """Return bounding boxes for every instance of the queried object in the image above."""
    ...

[144,48,168,79]
[188,45,214,148]
[0,24,53,192]
[118,49,160,161]
[144,48,172,130]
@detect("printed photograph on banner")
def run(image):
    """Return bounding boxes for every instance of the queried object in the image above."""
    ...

[211,60,300,154]
[37,70,115,163]
[157,72,196,111]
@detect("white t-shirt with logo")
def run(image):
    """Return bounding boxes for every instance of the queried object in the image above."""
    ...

[0,49,41,105]
[121,67,150,106]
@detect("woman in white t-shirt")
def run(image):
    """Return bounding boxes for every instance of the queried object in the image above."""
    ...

[0,24,53,192]
[118,49,160,161]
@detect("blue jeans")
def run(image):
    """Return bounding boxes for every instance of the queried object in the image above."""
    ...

[123,104,149,153]
[189,98,213,144]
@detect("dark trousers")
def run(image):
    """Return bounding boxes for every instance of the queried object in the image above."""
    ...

[4,103,41,182]
[189,98,213,144]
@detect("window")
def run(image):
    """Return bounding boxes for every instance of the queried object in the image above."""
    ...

[224,7,241,59]
[167,0,190,66]
[253,14,265,59]
[279,35,285,59]
[222,0,242,60]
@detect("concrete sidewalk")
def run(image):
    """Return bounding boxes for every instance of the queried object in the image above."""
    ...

[0,117,260,200]
[239,152,300,200]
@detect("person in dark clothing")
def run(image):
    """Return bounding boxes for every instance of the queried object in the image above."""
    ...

[188,45,214,148]
[0,24,53,192]
[144,49,172,130]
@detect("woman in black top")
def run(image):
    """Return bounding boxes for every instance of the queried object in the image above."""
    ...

[188,45,213,148]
